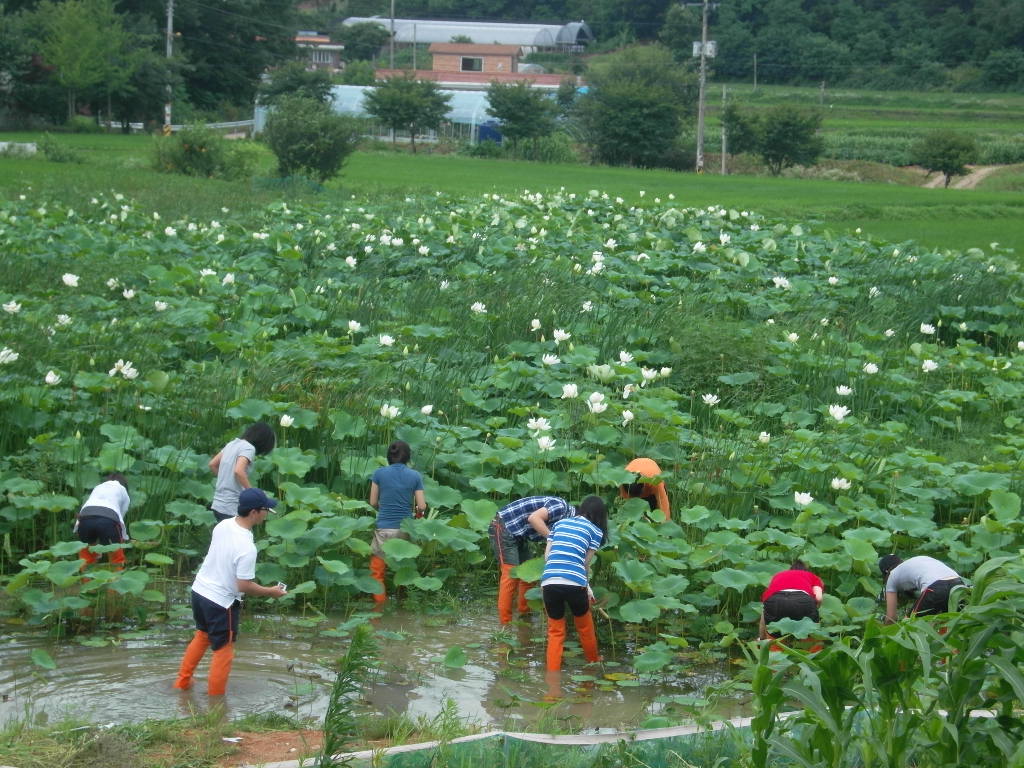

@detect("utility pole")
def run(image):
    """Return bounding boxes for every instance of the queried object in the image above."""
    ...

[695,0,709,173]
[721,84,727,175]
[389,0,395,69]
[163,0,174,132]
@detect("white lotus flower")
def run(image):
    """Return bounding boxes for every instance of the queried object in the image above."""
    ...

[164,226,176,237]
[537,436,556,452]
[869,286,881,298]
[618,351,634,363]
[45,370,61,385]
[56,314,71,326]
[418,245,430,256]
[863,363,879,374]
[222,273,235,285]
[921,359,939,372]
[719,232,731,245]
[772,276,791,290]
[794,491,814,507]
[542,353,560,366]
[827,276,839,285]
[835,385,853,396]
[588,363,615,382]
[622,384,636,399]
[828,404,851,422]
[621,410,634,426]
[3,301,21,314]
[440,279,450,290]
[702,393,720,406]
[659,367,672,377]
[471,302,487,314]
[641,367,658,382]
[530,318,542,331]
[279,414,294,428]
[379,334,395,347]
[122,288,135,299]
[420,404,434,415]
[831,477,852,490]
[380,403,399,419]
[1017,340,1024,351]
[154,301,168,311]
[62,273,79,287]
[884,329,895,338]
[692,241,706,254]
[582,300,593,312]
[920,323,936,335]
[200,268,216,277]
[0,347,19,364]
[786,332,799,343]
[121,362,139,379]
[587,400,608,414]
[561,383,578,399]
[348,320,362,333]
[758,431,771,444]
[527,416,551,434]
[345,256,357,268]
[553,329,571,344]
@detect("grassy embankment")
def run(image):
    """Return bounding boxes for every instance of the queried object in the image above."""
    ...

[1,130,1022,255]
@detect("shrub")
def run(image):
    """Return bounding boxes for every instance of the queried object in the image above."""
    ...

[911,130,977,188]
[152,126,253,180]
[64,115,102,133]
[262,95,361,182]
[38,133,83,163]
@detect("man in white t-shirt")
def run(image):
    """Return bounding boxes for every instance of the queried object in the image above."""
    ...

[879,554,964,623]
[173,487,287,695]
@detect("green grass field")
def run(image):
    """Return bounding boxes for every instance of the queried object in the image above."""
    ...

[1,131,1021,254]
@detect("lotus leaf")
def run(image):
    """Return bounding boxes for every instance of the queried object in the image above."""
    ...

[989,490,1021,521]
[952,471,1008,495]
[108,569,149,595]
[460,498,497,531]
[49,540,86,557]
[510,557,544,583]
[442,646,468,668]
[618,599,661,623]
[131,521,163,541]
[329,409,367,439]
[317,558,352,576]
[423,479,462,509]
[413,576,443,591]
[144,553,174,566]
[31,648,56,670]
[277,552,311,568]
[711,568,759,591]
[633,643,673,673]
[225,398,276,422]
[382,538,421,560]
[141,589,166,602]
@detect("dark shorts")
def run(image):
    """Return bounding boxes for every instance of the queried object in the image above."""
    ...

[763,591,820,625]
[489,518,534,567]
[542,583,590,620]
[912,578,964,617]
[77,515,122,546]
[210,505,234,523]
[190,590,241,651]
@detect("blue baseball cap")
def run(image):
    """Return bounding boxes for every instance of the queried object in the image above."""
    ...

[238,487,278,514]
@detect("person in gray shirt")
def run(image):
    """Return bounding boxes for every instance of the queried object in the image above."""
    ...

[209,422,276,522]
[879,554,963,623]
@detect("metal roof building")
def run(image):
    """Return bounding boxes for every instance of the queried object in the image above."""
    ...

[341,17,593,50]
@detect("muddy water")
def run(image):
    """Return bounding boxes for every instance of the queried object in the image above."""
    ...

[0,603,737,730]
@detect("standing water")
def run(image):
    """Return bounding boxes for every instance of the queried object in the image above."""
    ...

[0,602,735,729]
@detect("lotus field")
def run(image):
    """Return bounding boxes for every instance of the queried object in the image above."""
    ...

[1,188,1022,658]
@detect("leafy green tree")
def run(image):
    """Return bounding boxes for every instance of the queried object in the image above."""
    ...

[263,95,361,182]
[485,80,556,150]
[38,0,119,121]
[911,130,977,188]
[575,44,696,169]
[341,60,376,85]
[334,21,390,62]
[363,75,451,154]
[259,61,332,106]
[723,104,824,175]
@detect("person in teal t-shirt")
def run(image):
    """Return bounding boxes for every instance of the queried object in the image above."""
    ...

[368,441,426,604]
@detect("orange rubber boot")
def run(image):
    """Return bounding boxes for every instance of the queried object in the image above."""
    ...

[109,547,126,570]
[574,611,600,663]
[207,643,235,696]
[369,555,387,604]
[79,546,99,567]
[498,564,517,624]
[546,617,567,671]
[173,630,210,690]
[516,580,532,616]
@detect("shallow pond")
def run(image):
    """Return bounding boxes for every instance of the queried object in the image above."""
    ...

[0,601,740,731]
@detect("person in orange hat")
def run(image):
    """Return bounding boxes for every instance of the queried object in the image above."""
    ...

[619,457,670,522]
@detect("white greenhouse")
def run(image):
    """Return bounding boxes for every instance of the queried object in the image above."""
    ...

[341,17,593,52]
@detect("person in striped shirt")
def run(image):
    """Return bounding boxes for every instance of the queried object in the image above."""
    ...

[489,495,575,624]
[540,496,608,671]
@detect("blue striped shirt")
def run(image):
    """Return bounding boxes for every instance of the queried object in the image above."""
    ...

[541,517,604,587]
[497,496,574,541]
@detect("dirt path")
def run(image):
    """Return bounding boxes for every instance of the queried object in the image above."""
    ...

[922,164,1001,190]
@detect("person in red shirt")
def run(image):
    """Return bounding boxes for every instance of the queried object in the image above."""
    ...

[759,559,824,640]
[618,457,670,522]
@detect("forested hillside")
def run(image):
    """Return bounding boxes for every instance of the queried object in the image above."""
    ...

[326,0,1024,91]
